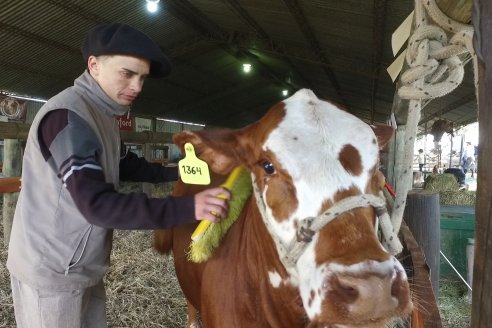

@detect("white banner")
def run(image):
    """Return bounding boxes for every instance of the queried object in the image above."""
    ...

[135,117,152,132]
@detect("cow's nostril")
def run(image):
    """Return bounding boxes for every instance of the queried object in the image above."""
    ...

[331,275,359,303]
[391,270,403,297]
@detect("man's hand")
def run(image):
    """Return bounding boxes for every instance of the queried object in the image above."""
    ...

[194,187,231,223]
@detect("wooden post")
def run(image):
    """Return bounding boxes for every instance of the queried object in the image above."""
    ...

[404,190,440,298]
[387,125,407,190]
[472,0,492,326]
[2,139,22,247]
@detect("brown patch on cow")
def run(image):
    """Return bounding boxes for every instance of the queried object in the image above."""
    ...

[264,167,298,222]
[371,124,394,150]
[315,209,388,266]
[237,101,287,167]
[236,102,298,222]
[313,184,388,265]
[333,185,359,202]
[338,144,362,176]
[318,198,333,218]
[366,166,386,194]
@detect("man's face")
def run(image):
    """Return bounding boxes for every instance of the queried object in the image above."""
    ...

[88,55,150,106]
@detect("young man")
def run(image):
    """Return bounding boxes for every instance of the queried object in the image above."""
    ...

[7,23,230,328]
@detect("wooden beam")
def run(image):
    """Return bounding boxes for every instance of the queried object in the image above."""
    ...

[370,0,388,123]
[0,122,174,144]
[0,177,21,193]
[471,0,492,326]
[282,0,348,108]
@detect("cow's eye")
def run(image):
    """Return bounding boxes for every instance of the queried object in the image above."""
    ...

[261,161,275,175]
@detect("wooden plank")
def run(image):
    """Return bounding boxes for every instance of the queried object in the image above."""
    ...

[404,191,441,298]
[471,0,492,326]
[0,177,21,193]
[400,221,443,327]
[0,121,174,144]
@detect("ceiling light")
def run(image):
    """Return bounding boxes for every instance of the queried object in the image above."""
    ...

[282,89,289,96]
[242,63,252,73]
[146,0,160,13]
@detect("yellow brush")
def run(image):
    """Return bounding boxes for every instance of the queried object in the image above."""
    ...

[191,166,248,241]
[188,166,252,262]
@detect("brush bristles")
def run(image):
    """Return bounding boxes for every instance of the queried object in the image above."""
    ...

[188,168,252,263]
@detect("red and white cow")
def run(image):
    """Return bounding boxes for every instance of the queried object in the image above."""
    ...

[154,89,412,327]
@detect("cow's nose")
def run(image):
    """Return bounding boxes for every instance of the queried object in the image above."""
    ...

[327,267,411,319]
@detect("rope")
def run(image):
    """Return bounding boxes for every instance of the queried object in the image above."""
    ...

[390,0,476,240]
[252,180,401,270]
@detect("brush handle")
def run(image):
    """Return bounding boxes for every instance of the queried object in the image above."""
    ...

[190,167,244,242]
[191,192,227,241]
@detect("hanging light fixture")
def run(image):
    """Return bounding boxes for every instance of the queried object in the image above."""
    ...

[242,63,252,73]
[282,89,289,96]
[146,0,160,13]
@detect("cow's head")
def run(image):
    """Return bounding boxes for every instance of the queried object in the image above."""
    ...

[174,89,412,327]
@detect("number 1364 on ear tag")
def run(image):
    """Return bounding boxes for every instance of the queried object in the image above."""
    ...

[178,143,211,185]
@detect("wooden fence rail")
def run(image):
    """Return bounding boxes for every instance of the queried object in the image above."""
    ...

[0,122,175,143]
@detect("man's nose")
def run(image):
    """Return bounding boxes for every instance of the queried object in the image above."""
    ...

[130,77,144,93]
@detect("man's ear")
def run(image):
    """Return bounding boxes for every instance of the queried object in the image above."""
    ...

[173,129,241,174]
[371,124,394,150]
[87,56,99,76]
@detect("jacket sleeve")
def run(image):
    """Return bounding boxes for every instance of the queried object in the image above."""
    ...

[38,109,196,229]
[119,143,179,183]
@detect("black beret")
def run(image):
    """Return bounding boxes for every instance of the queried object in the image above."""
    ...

[81,23,171,78]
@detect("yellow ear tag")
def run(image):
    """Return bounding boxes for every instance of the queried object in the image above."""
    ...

[178,143,211,185]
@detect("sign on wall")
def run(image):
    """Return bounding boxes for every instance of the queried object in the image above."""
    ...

[135,117,152,132]
[117,115,133,131]
[0,96,27,122]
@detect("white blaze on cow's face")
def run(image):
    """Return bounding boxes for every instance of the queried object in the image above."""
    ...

[261,89,379,245]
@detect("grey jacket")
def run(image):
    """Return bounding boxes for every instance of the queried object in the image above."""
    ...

[7,71,130,290]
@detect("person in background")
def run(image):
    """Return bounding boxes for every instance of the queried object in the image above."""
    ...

[7,23,230,328]
[463,141,476,177]
[417,149,425,172]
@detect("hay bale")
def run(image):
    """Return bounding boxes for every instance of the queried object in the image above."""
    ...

[440,190,476,206]
[423,173,475,206]
[424,173,459,192]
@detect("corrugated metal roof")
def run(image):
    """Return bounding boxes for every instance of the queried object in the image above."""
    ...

[0,0,476,130]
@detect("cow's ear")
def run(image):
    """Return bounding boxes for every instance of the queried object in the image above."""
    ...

[173,129,241,174]
[371,124,394,150]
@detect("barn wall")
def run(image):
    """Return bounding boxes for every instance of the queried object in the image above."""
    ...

[155,120,204,162]
[25,101,44,124]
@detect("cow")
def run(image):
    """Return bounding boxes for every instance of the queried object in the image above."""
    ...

[154,89,413,327]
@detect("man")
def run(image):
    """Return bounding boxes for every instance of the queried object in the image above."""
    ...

[7,23,230,328]
[463,141,476,177]
[417,148,425,172]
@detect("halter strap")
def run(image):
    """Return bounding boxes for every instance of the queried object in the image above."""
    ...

[252,181,402,271]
